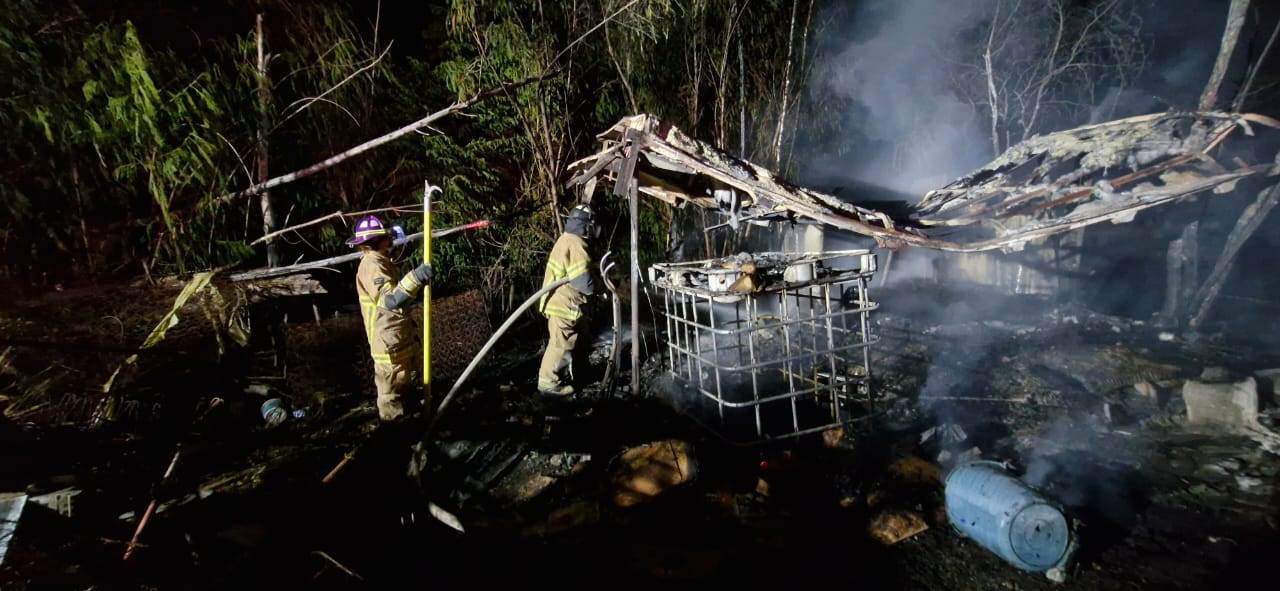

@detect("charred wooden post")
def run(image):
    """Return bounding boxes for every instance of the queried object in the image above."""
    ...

[1056,229,1085,300]
[613,128,643,395]
[1161,222,1199,324]
[1190,182,1280,330]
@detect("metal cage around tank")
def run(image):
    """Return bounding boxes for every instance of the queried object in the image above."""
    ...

[650,250,880,442]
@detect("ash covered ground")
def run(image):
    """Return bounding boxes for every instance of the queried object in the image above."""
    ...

[1,276,1277,590]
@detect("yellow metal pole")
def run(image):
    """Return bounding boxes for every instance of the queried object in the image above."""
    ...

[422,180,432,396]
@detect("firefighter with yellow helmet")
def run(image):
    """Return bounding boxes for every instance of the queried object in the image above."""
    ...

[537,204,601,396]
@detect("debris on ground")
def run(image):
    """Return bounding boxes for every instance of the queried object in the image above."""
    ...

[612,440,697,508]
[0,493,27,566]
[921,423,968,446]
[869,510,929,545]
[27,488,78,518]
[1184,377,1260,431]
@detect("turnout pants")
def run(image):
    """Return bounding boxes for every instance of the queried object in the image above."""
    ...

[374,362,417,421]
[538,315,579,391]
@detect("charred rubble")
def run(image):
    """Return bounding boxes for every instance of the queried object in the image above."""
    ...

[3,103,1279,588]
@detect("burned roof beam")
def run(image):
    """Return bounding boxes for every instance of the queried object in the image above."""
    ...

[567,112,1279,253]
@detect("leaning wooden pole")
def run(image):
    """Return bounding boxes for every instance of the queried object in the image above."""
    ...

[1199,0,1251,111]
[228,220,489,283]
[1189,182,1280,330]
[217,71,558,205]
[122,447,181,561]
[123,398,223,560]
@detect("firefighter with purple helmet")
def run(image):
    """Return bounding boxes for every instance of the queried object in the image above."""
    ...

[348,215,433,421]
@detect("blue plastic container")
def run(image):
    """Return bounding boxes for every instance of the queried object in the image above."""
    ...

[260,398,288,428]
[944,461,1074,573]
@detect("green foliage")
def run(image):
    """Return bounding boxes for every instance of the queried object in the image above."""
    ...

[0,0,837,311]
[2,2,234,275]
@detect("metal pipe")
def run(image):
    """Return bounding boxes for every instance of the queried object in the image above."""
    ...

[652,270,876,299]
[780,286,799,434]
[670,278,680,376]
[746,295,762,438]
[661,302,879,335]
[426,277,572,435]
[663,338,878,373]
[858,275,873,409]
[706,293,725,420]
[680,293,695,381]
[689,294,705,391]
[685,376,864,408]
[823,283,840,420]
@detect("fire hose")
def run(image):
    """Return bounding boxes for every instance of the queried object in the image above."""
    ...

[322,275,573,485]
[599,251,622,397]
[325,266,603,482]
[424,276,573,436]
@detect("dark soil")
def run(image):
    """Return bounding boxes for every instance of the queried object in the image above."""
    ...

[1,279,1277,590]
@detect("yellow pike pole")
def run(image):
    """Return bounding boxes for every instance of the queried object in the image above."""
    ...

[422,180,436,400]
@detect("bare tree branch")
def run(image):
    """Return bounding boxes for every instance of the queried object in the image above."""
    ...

[249,203,421,246]
[216,70,560,205]
[278,41,393,127]
[547,0,642,74]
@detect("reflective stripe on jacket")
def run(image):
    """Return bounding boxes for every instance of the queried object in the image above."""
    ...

[538,232,595,321]
[356,251,416,366]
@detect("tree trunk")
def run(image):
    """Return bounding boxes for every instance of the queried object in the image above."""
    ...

[687,7,703,133]
[605,25,638,114]
[771,0,798,167]
[784,0,816,172]
[713,1,739,148]
[256,13,280,268]
[983,5,1002,155]
[1199,0,1251,111]
[738,31,746,158]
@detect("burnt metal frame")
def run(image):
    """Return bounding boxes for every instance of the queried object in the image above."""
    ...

[651,251,879,442]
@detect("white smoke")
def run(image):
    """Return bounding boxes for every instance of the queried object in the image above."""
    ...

[804,0,992,195]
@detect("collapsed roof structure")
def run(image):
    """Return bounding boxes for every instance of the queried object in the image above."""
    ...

[566,111,1280,441]
[567,112,1280,252]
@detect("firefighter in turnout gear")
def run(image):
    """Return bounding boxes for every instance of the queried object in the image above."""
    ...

[537,204,600,396]
[348,215,433,421]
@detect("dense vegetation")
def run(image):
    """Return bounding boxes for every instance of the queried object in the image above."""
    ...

[2,0,1275,313]
[0,0,835,307]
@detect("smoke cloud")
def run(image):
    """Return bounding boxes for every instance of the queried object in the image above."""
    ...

[799,0,1237,199]
[803,0,992,195]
